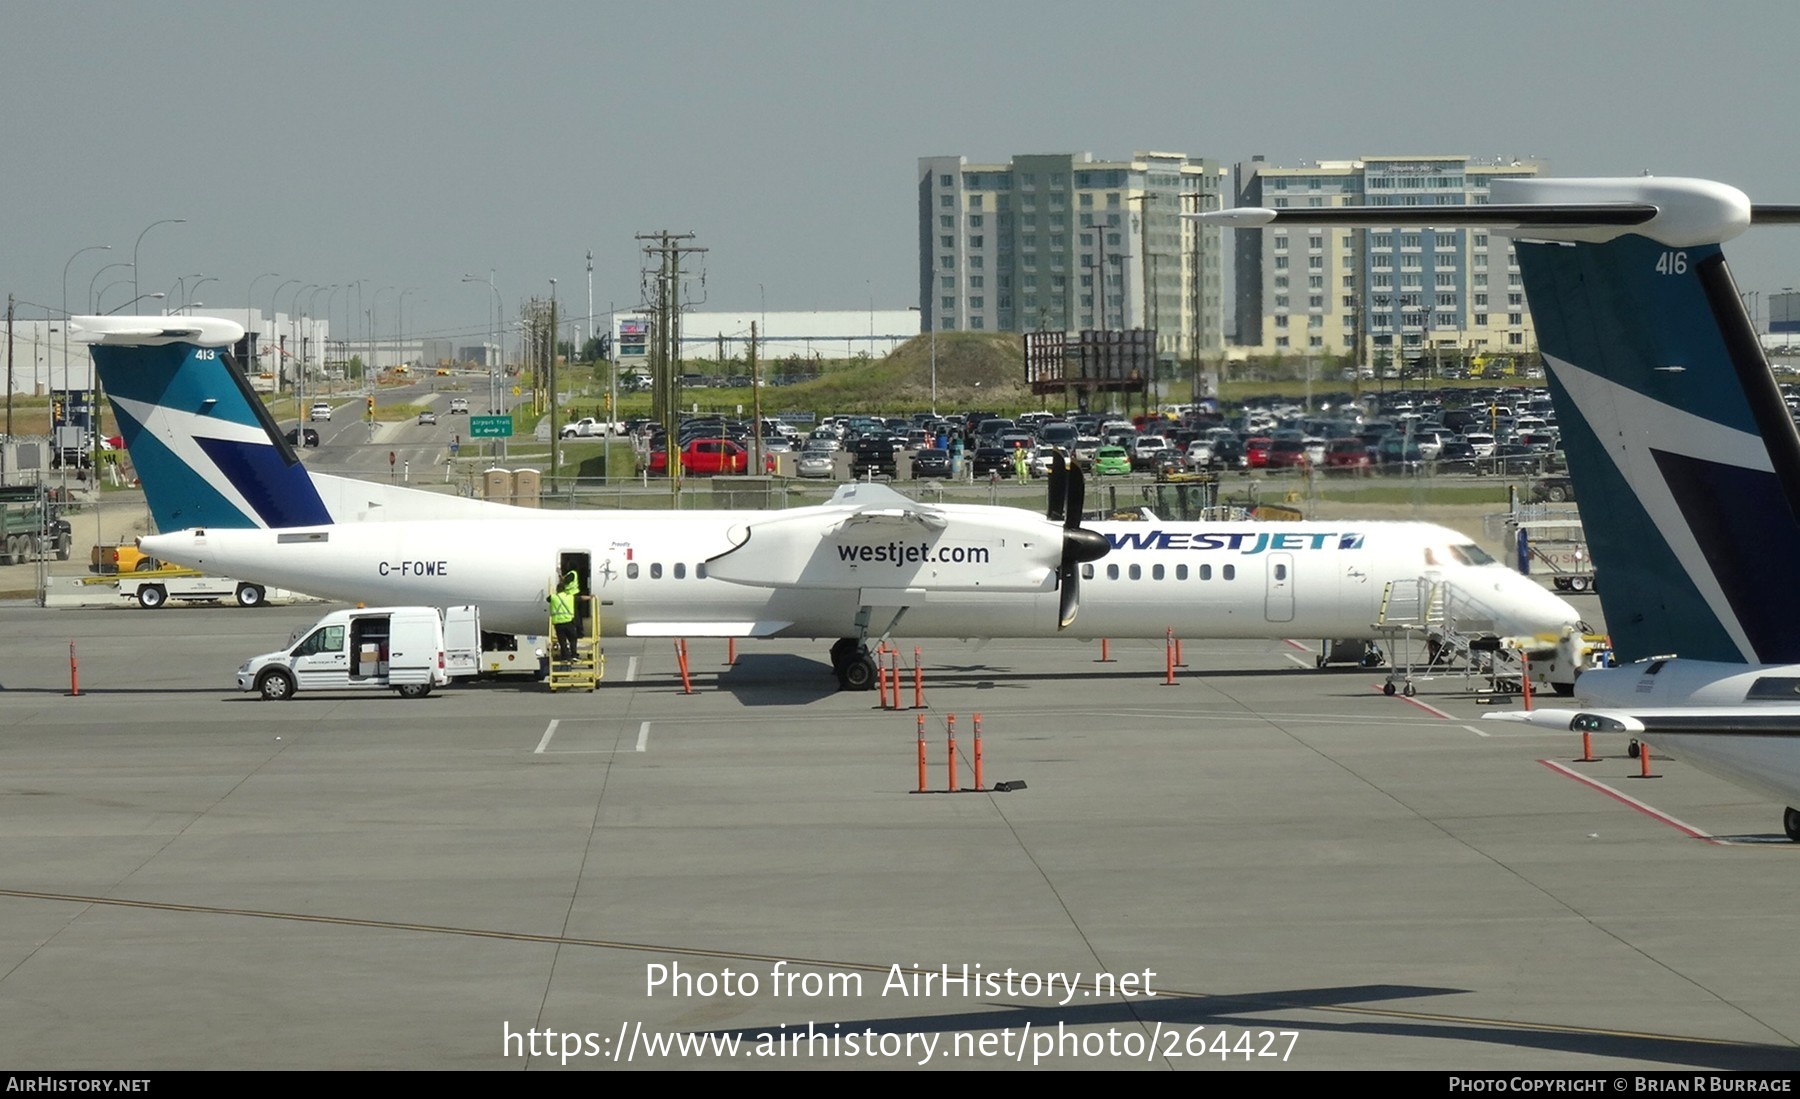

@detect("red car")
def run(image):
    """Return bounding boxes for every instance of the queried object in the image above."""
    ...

[1323,437,1373,475]
[1243,436,1273,468]
[1266,437,1309,470]
[648,438,776,476]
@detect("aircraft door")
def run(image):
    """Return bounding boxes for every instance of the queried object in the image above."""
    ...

[558,551,593,636]
[1264,553,1295,623]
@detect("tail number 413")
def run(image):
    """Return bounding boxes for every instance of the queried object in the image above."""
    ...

[1655,251,1689,275]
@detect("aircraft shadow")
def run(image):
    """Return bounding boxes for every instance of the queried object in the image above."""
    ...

[703,981,1797,1068]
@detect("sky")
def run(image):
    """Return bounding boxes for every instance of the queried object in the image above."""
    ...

[6,0,1800,348]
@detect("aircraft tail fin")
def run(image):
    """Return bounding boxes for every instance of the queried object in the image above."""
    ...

[77,316,332,531]
[1203,178,1800,664]
[77,315,516,532]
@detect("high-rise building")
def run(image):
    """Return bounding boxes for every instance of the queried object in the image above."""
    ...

[917,152,1225,359]
[1231,155,1547,372]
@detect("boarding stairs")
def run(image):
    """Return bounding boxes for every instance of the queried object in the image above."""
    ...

[547,597,605,692]
[1374,578,1524,696]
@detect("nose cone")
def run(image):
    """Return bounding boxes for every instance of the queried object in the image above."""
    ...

[1500,574,1581,635]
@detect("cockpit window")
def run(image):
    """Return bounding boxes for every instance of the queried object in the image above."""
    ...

[1428,543,1498,567]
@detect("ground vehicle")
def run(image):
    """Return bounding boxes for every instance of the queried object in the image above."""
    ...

[238,605,482,700]
[0,485,72,564]
[1128,435,1170,471]
[119,569,268,609]
[285,426,320,448]
[1322,438,1372,474]
[912,448,951,478]
[1266,437,1309,469]
[449,398,470,414]
[1092,445,1131,476]
[560,417,606,438]
[1243,436,1273,468]
[647,438,771,476]
[848,436,900,478]
[796,447,838,478]
[309,402,333,422]
[418,410,438,426]
[970,446,1012,476]
[1531,474,1575,503]
[91,541,158,574]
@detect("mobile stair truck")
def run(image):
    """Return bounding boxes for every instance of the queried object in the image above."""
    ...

[238,605,489,700]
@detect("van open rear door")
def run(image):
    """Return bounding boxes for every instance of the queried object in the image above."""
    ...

[442,604,483,679]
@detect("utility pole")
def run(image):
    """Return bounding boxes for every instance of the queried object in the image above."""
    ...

[749,320,763,477]
[636,231,705,493]
[549,279,559,488]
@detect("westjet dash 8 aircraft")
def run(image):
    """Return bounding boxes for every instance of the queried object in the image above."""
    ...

[1206,175,1800,838]
[76,314,1575,692]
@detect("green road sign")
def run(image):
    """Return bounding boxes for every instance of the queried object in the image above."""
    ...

[469,415,513,438]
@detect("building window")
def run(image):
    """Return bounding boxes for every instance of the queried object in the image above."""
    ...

[940,195,953,207]
[942,296,954,309]
[941,235,954,248]
[970,235,983,248]
[940,276,955,289]
[939,174,952,187]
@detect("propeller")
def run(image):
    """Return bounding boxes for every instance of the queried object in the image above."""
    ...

[1052,454,1110,629]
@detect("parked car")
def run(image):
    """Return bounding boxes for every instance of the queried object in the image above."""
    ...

[971,446,1012,476]
[285,426,321,448]
[1128,435,1170,471]
[1266,437,1309,470]
[647,438,767,476]
[912,448,951,478]
[1243,436,1273,468]
[1092,445,1131,476]
[1531,474,1575,503]
[1322,437,1371,475]
[796,448,837,478]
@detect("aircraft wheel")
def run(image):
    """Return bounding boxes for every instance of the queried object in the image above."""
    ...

[1785,807,1800,843]
[258,670,295,701]
[136,584,167,609]
[1627,738,1640,759]
[829,637,860,672]
[1383,679,1397,697]
[396,683,431,699]
[235,583,266,608]
[838,654,878,692]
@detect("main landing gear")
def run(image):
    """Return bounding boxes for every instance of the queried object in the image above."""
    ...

[829,638,878,692]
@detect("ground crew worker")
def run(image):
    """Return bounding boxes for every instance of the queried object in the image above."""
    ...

[549,570,580,660]
[1013,444,1030,484]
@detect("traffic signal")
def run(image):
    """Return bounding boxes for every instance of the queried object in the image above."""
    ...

[366,395,375,417]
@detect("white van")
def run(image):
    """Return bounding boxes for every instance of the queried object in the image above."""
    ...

[238,605,483,700]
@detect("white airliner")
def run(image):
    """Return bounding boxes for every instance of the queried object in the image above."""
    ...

[76,314,1575,692]
[1206,175,1800,839]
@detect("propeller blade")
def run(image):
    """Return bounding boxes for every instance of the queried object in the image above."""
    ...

[1047,453,1068,523]
[1065,458,1086,529]
[1058,569,1080,630]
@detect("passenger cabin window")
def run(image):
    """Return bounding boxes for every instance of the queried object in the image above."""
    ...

[696,563,707,579]
[1106,564,1119,580]
[650,563,663,579]
[1274,563,1288,580]
[1081,563,1094,579]
[674,563,686,579]
[1199,564,1212,580]
[1223,564,1236,580]
[626,563,639,579]
[1152,564,1165,580]
[1175,564,1188,580]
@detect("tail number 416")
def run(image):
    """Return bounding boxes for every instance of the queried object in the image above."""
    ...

[1655,251,1688,275]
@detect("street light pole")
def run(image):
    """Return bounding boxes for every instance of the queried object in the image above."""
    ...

[62,244,110,425]
[132,219,185,306]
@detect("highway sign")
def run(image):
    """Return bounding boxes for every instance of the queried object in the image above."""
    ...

[469,415,513,438]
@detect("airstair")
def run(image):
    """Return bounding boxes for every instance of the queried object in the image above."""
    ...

[547,596,604,692]
[1374,578,1524,696]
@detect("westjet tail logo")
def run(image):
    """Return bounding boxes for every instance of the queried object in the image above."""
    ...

[1105,530,1363,554]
